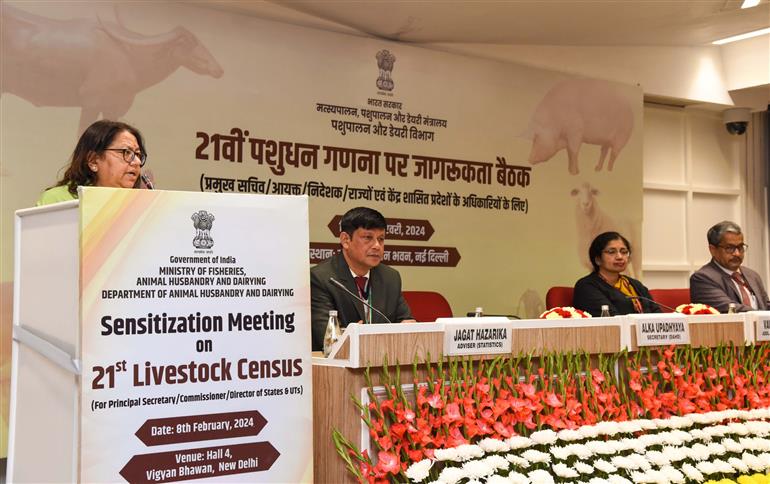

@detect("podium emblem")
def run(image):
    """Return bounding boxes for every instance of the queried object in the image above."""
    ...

[191,210,215,249]
[375,49,396,91]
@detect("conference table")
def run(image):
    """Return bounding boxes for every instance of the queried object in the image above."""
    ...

[312,311,770,482]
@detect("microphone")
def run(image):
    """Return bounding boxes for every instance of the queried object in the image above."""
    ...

[140,173,154,190]
[626,295,676,313]
[329,277,393,324]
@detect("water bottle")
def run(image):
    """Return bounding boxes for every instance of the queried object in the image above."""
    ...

[727,303,736,314]
[474,307,483,318]
[600,305,610,317]
[323,310,342,357]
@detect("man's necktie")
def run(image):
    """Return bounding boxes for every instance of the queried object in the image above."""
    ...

[731,272,752,306]
[354,276,368,298]
[354,276,369,323]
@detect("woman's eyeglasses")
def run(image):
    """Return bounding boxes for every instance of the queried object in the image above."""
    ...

[104,148,147,167]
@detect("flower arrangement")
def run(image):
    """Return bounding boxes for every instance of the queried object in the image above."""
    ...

[538,307,592,319]
[676,303,720,315]
[404,408,770,483]
[333,344,770,483]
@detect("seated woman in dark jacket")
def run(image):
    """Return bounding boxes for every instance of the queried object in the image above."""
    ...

[573,231,661,316]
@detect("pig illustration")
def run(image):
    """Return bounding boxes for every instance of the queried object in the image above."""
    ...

[528,79,634,175]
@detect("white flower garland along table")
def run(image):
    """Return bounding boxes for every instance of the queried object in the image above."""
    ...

[406,408,770,484]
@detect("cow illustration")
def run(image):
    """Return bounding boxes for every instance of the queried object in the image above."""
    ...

[527,79,634,175]
[1,4,224,133]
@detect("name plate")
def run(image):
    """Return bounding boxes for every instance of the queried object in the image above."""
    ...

[757,317,770,342]
[633,314,690,346]
[443,320,512,356]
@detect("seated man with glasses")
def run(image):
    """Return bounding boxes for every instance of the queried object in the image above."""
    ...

[690,221,769,312]
[37,119,150,206]
[573,231,661,316]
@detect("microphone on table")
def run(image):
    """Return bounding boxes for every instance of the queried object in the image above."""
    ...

[329,277,393,324]
[626,295,676,313]
[140,173,155,190]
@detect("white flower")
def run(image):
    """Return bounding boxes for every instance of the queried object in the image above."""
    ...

[530,429,558,445]
[689,442,711,461]
[405,459,433,482]
[478,438,510,453]
[704,425,729,438]
[574,461,594,474]
[437,466,465,484]
[607,476,633,484]
[644,450,670,467]
[670,429,694,443]
[660,445,687,462]
[557,429,583,442]
[588,478,611,484]
[461,459,493,479]
[728,422,749,435]
[695,460,719,475]
[628,452,651,471]
[466,480,482,484]
[712,458,735,474]
[637,419,657,431]
[706,442,727,456]
[728,456,750,473]
[721,437,743,453]
[746,420,770,436]
[743,451,765,471]
[669,415,693,428]
[577,424,599,440]
[434,447,459,461]
[680,463,704,481]
[629,470,656,483]
[552,463,579,478]
[617,437,645,453]
[506,436,534,450]
[586,440,616,455]
[455,444,484,461]
[506,455,530,469]
[527,469,555,484]
[506,471,530,484]
[758,452,770,467]
[486,476,514,484]
[593,459,617,473]
[610,455,639,470]
[565,443,592,460]
[659,465,686,484]
[595,421,622,436]
[484,455,509,472]
[521,449,550,464]
[549,445,571,461]
[689,428,710,441]
[618,420,643,434]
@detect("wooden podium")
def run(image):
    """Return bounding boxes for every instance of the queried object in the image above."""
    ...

[311,312,763,482]
[8,200,81,482]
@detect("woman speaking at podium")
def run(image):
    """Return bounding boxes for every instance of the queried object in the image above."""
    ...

[573,231,661,316]
[36,119,149,206]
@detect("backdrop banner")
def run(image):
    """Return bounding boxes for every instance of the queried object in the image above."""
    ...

[0,2,643,456]
[79,187,312,482]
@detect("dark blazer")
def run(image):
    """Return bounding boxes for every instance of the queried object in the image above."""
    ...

[690,260,770,313]
[310,252,413,351]
[573,272,661,316]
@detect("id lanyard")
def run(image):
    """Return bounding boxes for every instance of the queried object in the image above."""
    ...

[358,285,371,324]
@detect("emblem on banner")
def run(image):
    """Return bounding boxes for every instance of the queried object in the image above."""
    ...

[191,210,215,249]
[375,49,396,91]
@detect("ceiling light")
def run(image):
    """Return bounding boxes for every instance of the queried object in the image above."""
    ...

[741,0,760,8]
[712,27,770,45]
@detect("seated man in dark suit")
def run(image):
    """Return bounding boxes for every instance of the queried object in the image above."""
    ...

[690,221,769,313]
[310,207,414,351]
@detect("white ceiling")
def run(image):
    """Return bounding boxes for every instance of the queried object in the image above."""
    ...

[210,0,770,47]
[202,0,770,107]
